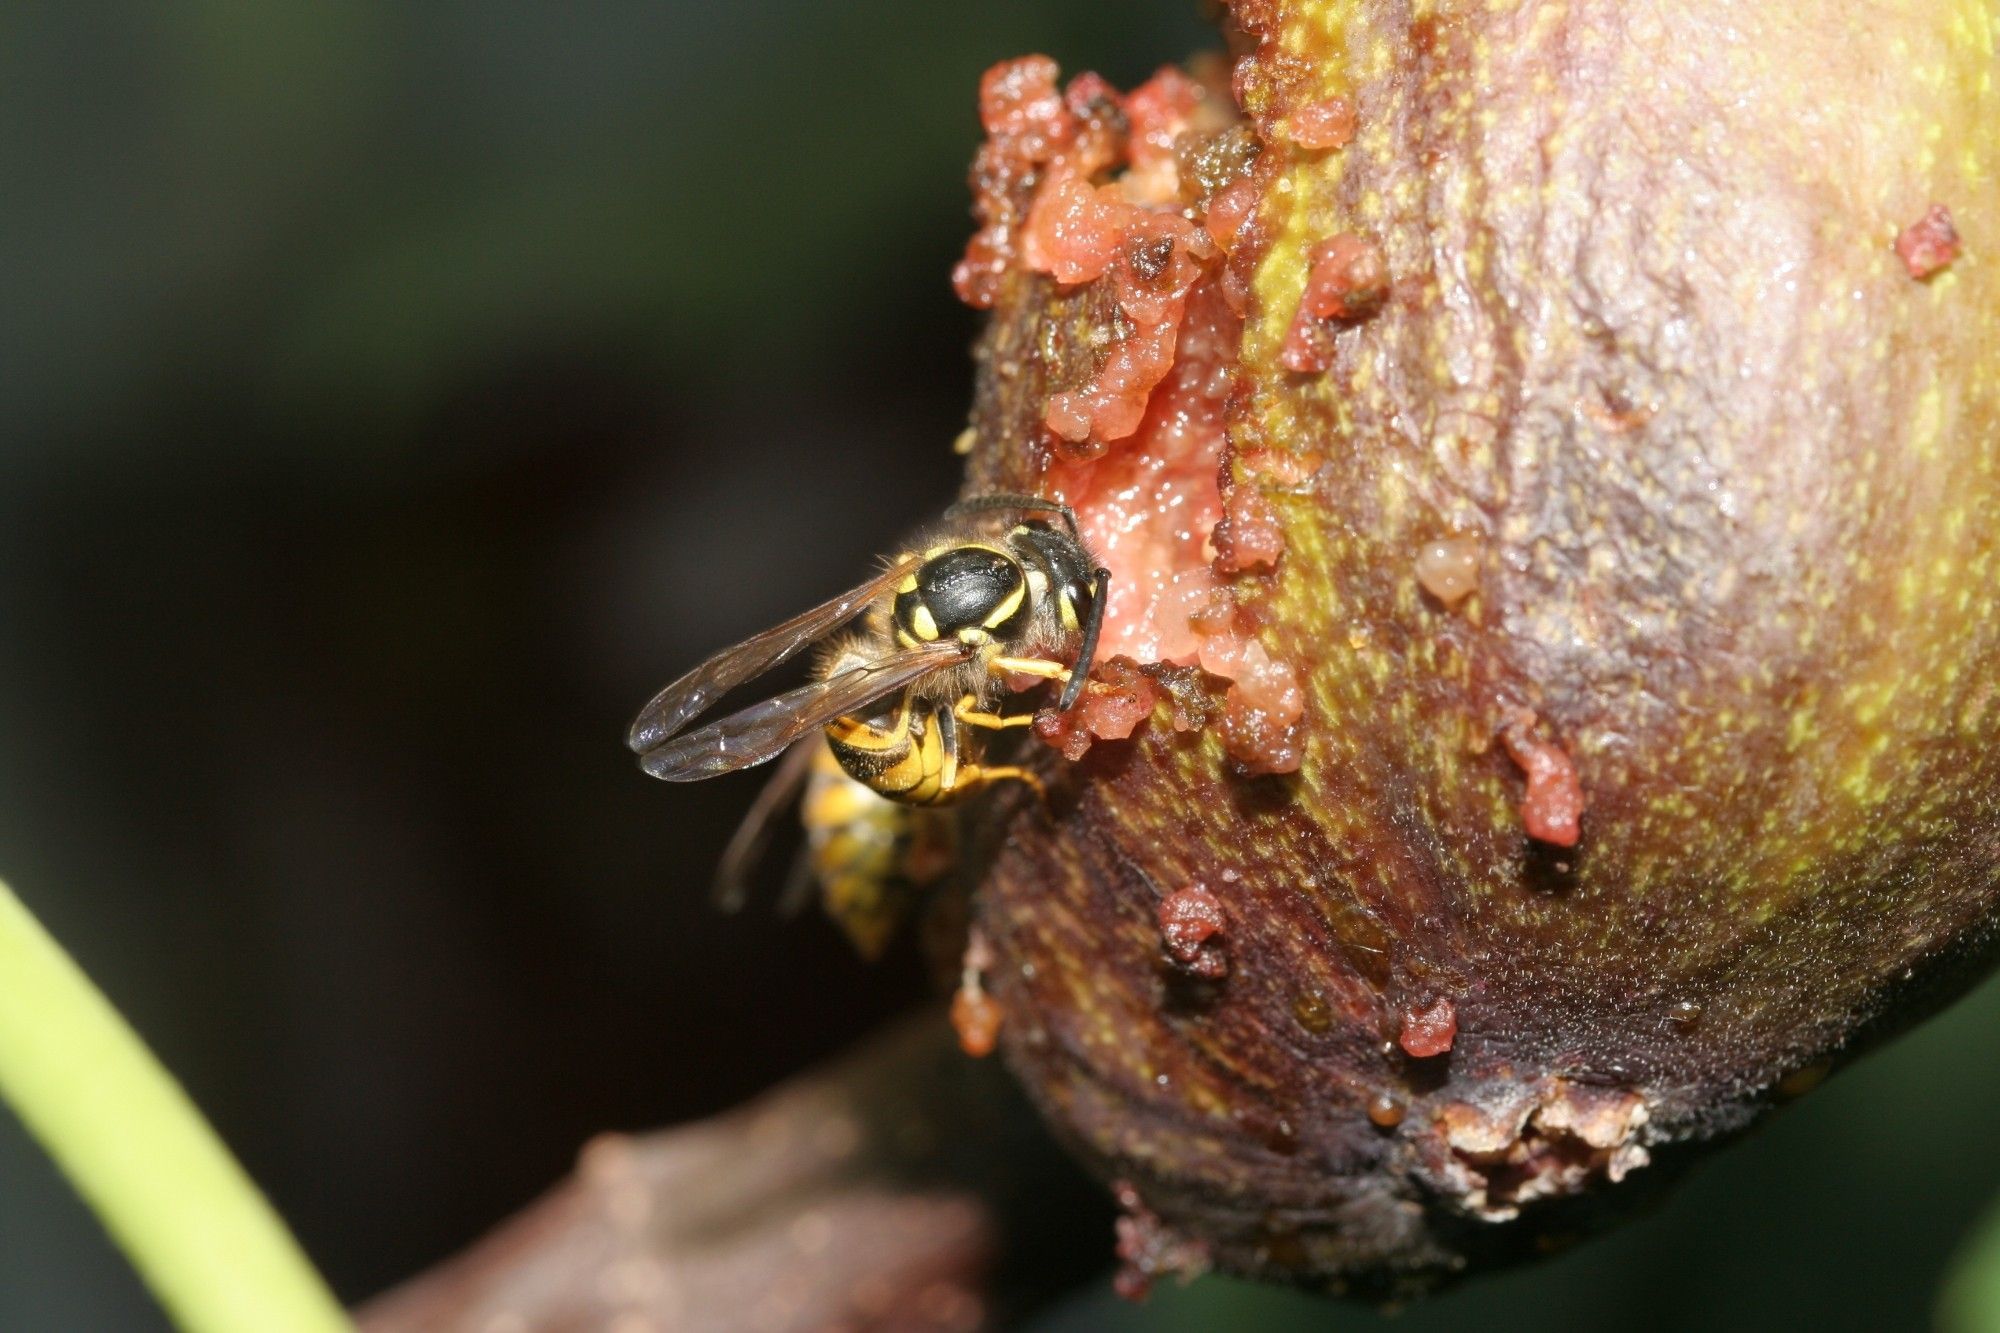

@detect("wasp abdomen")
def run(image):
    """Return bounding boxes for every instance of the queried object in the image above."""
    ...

[825,695,956,805]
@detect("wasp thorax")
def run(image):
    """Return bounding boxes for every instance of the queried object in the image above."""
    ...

[895,546,1029,646]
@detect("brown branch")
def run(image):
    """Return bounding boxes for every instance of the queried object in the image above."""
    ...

[357,1011,1109,1333]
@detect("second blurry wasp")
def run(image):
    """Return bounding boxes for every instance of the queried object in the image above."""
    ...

[711,737,958,958]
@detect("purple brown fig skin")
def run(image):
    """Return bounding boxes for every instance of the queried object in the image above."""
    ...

[952,0,2000,1297]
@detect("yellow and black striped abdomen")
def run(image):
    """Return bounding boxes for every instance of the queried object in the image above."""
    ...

[823,693,958,805]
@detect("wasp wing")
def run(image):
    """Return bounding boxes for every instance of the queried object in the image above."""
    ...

[709,738,820,913]
[635,640,968,781]
[625,554,922,754]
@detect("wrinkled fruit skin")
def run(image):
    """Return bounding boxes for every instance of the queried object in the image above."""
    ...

[955,0,2000,1297]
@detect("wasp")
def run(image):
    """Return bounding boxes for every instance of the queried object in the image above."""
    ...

[626,493,1109,794]
[627,494,1109,935]
[709,739,959,959]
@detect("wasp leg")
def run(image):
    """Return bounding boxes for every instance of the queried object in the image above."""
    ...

[943,493,1080,537]
[988,655,1073,682]
[955,763,1047,801]
[953,696,1037,730]
[985,657,1123,711]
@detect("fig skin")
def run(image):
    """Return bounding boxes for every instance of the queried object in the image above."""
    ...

[956,0,2000,1296]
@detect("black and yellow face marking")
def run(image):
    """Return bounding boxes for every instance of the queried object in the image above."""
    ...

[1056,586,1083,633]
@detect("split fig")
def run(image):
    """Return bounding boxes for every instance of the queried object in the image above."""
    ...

[951,0,2000,1295]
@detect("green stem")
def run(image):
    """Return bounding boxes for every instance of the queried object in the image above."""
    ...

[1945,1195,2000,1333]
[0,877,351,1333]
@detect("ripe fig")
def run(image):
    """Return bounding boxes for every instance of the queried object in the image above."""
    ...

[950,0,1999,1296]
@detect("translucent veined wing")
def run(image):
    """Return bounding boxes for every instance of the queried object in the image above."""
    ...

[709,738,819,913]
[774,846,821,921]
[625,553,922,754]
[634,640,969,781]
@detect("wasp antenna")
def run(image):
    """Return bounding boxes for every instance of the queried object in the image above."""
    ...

[1056,565,1112,714]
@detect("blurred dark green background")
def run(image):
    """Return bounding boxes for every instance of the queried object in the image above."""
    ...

[2,4,1998,1329]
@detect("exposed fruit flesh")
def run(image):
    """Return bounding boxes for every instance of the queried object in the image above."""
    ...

[956,58,1306,773]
